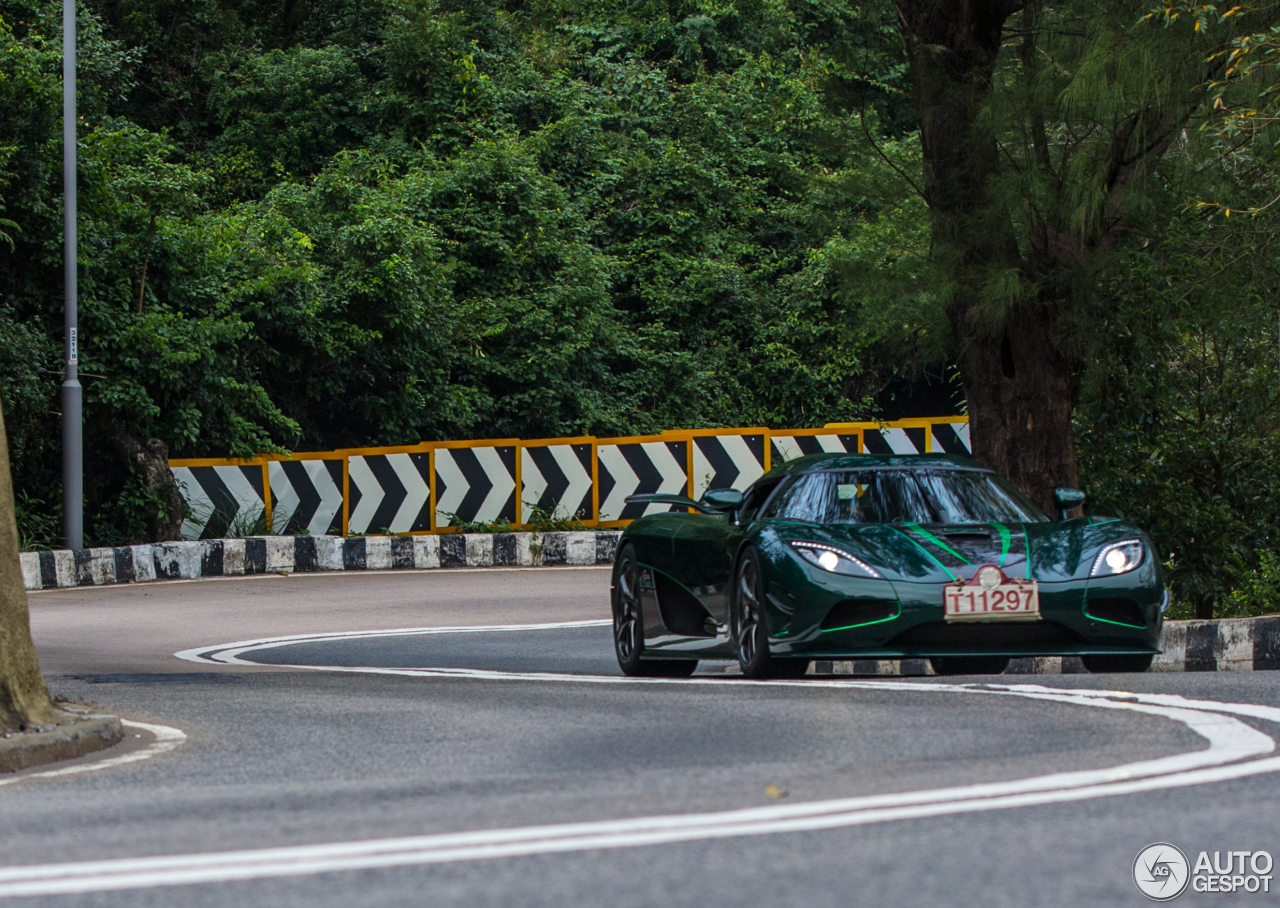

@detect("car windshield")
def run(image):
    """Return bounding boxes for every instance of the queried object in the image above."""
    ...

[760,469,1049,525]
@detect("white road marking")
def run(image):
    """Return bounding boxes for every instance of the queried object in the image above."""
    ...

[173,619,611,665]
[4,623,1272,898]
[0,720,185,791]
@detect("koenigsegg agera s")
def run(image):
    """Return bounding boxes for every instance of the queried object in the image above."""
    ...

[609,453,1165,678]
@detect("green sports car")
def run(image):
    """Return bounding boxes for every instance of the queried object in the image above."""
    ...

[609,453,1166,678]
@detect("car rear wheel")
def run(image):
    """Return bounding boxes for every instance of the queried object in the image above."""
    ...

[928,656,1011,676]
[612,544,698,678]
[732,548,807,679]
[1082,653,1153,673]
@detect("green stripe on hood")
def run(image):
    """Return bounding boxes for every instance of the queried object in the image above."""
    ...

[890,525,960,581]
[904,523,972,566]
[989,523,1012,567]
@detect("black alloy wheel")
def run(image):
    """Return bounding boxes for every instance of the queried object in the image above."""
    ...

[928,656,1011,676]
[733,548,808,679]
[612,544,698,678]
[1082,653,1154,673]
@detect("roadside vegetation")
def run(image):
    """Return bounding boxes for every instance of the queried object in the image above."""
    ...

[0,0,1276,616]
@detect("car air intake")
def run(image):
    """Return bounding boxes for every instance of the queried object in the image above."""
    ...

[820,599,899,631]
[1084,597,1147,628]
[889,621,1084,650]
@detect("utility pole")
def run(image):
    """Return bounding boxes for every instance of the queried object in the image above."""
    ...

[62,0,81,551]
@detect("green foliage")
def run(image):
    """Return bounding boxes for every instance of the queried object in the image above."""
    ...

[1223,550,1280,618]
[0,0,909,546]
[521,502,589,532]
[13,490,59,551]
[1075,195,1280,616]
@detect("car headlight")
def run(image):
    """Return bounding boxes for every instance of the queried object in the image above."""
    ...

[789,541,881,578]
[1090,539,1144,577]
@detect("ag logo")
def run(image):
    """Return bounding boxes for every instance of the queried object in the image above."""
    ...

[1134,843,1190,900]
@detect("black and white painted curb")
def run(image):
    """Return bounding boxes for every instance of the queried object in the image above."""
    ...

[19,531,622,591]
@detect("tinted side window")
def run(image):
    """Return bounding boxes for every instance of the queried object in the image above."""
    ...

[761,473,831,522]
[738,477,783,522]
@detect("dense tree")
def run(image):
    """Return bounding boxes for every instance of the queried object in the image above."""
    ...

[890,0,1269,512]
[0,0,912,544]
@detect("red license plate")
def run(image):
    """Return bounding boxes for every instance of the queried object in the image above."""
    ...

[944,581,1040,622]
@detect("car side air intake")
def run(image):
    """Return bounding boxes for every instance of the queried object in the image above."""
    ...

[1083,597,1147,629]
[820,599,900,631]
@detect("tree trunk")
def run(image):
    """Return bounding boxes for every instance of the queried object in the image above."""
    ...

[114,433,184,543]
[896,0,1080,513]
[0,400,58,732]
[956,308,1079,513]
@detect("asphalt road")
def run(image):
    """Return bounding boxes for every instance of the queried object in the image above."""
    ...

[5,567,1280,906]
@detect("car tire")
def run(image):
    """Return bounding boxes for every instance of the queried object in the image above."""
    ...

[928,656,1011,676]
[612,544,698,678]
[1082,653,1154,673]
[732,548,803,679]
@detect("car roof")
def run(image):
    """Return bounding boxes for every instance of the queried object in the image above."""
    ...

[761,452,988,480]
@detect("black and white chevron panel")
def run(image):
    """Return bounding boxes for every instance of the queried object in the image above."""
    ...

[267,459,344,536]
[690,434,766,498]
[861,425,929,455]
[521,444,593,522]
[435,446,517,528]
[171,464,266,540]
[347,453,432,535]
[929,421,972,455]
[768,433,860,466]
[597,440,688,522]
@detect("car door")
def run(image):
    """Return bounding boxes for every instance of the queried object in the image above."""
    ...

[672,477,786,631]
[672,514,736,633]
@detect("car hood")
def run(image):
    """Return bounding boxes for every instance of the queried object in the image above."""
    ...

[783,518,1143,583]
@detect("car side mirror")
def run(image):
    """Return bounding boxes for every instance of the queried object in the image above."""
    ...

[1053,487,1086,521]
[700,488,744,514]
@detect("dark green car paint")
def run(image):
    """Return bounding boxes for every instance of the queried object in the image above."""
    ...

[613,453,1164,662]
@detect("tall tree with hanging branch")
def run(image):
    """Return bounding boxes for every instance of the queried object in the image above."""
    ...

[889,0,1264,510]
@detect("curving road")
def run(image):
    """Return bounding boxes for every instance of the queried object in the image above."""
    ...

[6,567,1280,906]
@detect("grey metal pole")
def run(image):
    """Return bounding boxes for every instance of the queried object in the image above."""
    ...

[61,0,81,551]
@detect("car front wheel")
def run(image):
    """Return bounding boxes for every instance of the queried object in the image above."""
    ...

[733,548,807,679]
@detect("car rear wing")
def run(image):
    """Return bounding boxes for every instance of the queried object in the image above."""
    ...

[623,493,716,514]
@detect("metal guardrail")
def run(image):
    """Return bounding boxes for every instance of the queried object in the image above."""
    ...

[168,417,970,540]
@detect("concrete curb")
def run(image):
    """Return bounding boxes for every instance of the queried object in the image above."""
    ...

[0,713,124,773]
[20,531,622,591]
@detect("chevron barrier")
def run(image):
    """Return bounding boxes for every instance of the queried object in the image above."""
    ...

[168,417,970,539]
